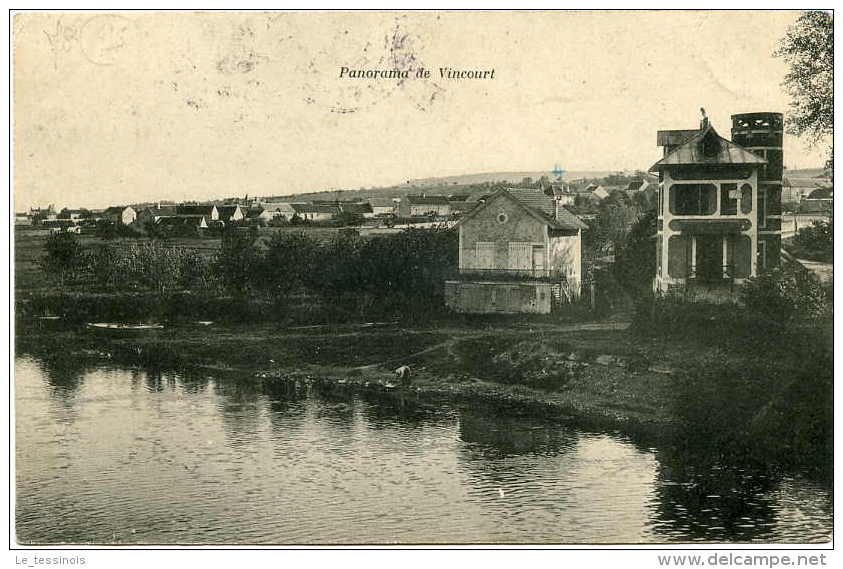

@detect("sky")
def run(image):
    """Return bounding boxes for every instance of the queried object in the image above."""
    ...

[13,10,829,211]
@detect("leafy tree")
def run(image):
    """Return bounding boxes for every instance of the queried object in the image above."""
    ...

[214,228,263,295]
[586,190,641,257]
[775,11,833,173]
[40,232,85,285]
[613,210,657,298]
[261,231,322,297]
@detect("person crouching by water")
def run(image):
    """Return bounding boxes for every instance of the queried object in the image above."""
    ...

[394,365,412,387]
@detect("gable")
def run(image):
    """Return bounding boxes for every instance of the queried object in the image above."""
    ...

[460,192,547,245]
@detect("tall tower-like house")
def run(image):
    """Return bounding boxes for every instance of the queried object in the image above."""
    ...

[730,112,784,271]
[650,111,780,294]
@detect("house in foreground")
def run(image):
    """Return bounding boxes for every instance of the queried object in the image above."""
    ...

[650,111,782,294]
[444,187,587,314]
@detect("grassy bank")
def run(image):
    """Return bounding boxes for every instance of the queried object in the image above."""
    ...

[16,320,674,431]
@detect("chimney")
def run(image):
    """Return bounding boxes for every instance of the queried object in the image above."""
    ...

[700,107,709,129]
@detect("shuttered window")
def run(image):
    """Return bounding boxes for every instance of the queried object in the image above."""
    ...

[508,242,532,271]
[475,242,496,269]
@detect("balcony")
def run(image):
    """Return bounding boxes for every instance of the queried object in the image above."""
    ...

[451,268,569,282]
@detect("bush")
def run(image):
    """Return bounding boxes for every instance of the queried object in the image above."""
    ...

[740,265,829,324]
[673,349,832,473]
[95,220,145,240]
[791,218,833,260]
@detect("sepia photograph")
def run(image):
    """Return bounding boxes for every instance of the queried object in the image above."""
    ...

[10,9,834,548]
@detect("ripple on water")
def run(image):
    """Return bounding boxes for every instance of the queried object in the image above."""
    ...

[13,358,833,545]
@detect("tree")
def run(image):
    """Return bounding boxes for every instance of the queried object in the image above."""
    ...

[214,227,263,295]
[775,11,833,173]
[261,231,322,297]
[586,190,641,257]
[613,210,657,298]
[40,232,85,285]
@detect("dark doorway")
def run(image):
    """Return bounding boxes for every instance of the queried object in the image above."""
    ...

[695,236,722,281]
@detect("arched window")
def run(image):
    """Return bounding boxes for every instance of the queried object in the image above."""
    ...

[740,184,753,214]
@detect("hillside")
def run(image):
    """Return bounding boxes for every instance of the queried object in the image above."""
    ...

[264,170,626,202]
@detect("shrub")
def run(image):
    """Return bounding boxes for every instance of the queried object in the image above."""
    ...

[673,349,832,473]
[792,218,833,258]
[741,265,829,324]
[95,220,145,240]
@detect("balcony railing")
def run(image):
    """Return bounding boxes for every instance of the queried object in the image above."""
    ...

[451,268,570,282]
[687,264,736,282]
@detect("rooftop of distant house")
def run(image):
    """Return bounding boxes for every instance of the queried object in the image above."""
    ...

[404,195,451,205]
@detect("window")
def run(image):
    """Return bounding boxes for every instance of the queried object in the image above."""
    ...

[508,242,532,271]
[475,242,495,269]
[720,183,738,215]
[740,184,753,215]
[670,184,717,215]
[758,240,767,270]
[757,188,766,227]
[496,211,508,224]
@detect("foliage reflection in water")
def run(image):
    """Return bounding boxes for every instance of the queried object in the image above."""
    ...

[14,356,832,545]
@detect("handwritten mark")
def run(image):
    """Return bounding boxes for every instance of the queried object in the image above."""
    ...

[80,15,135,65]
[43,19,78,71]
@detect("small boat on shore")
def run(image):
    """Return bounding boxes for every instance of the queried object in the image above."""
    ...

[87,323,164,331]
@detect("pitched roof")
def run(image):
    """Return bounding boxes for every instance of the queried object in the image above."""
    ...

[245,207,265,218]
[177,204,217,216]
[143,205,178,217]
[404,195,450,205]
[156,215,207,227]
[784,176,826,189]
[217,205,242,220]
[657,129,700,147]
[340,202,373,214]
[506,187,556,216]
[103,206,131,215]
[292,203,339,214]
[368,197,396,208]
[806,187,833,200]
[650,124,766,172]
[458,188,587,232]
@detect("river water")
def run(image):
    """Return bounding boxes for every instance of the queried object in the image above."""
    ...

[15,356,832,545]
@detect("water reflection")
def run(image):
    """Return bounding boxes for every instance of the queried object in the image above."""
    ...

[649,450,779,542]
[14,353,833,545]
[459,410,578,458]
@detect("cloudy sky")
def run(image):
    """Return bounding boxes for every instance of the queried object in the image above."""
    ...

[14,11,826,210]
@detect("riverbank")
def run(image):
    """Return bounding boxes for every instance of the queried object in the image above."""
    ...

[16,318,681,434]
[16,309,832,476]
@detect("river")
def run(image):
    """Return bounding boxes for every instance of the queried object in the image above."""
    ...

[14,356,832,545]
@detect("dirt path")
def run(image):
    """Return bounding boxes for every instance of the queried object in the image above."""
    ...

[354,320,631,372]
